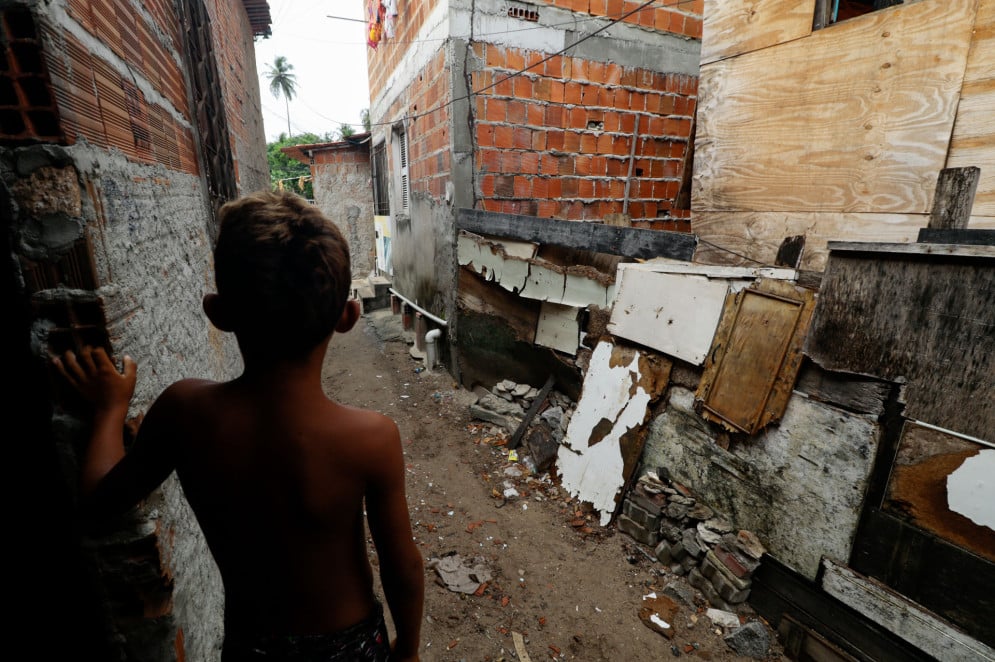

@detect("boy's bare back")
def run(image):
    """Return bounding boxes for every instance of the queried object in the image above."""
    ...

[148,374,416,638]
[56,191,424,661]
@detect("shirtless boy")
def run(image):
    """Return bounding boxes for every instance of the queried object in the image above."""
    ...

[54,190,424,661]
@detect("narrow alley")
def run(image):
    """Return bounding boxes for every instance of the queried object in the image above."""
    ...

[322,308,786,662]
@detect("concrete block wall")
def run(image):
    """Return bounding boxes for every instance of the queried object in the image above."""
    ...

[311,145,377,278]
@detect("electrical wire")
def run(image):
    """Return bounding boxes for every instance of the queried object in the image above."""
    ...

[306,0,696,128]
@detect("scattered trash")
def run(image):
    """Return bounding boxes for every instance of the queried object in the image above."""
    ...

[512,631,532,662]
[638,594,679,639]
[508,449,519,462]
[706,608,741,630]
[428,553,493,594]
[414,367,425,374]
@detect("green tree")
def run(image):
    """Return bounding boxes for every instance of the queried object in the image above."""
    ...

[361,108,371,132]
[339,123,356,139]
[265,56,298,137]
[267,132,337,200]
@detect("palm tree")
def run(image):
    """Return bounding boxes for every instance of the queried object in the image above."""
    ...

[266,56,298,137]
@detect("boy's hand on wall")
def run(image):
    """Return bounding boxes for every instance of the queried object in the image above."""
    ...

[54,347,137,413]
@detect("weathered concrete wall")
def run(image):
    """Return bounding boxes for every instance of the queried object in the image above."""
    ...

[644,387,880,580]
[312,150,376,278]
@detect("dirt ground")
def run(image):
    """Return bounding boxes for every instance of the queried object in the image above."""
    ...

[321,310,788,662]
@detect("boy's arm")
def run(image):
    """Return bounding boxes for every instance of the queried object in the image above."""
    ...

[364,418,424,661]
[54,347,176,518]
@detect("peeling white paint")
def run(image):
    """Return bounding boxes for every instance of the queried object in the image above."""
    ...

[608,262,797,365]
[557,342,652,525]
[947,450,995,531]
[458,234,613,307]
[535,302,580,356]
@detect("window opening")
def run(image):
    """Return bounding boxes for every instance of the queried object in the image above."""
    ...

[371,140,390,216]
[392,126,409,214]
[815,0,905,30]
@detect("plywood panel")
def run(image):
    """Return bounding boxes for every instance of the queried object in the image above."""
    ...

[805,247,995,442]
[691,211,943,271]
[947,1,995,217]
[692,0,978,213]
[535,302,580,356]
[701,0,816,64]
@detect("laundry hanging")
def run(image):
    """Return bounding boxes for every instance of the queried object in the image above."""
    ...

[367,1,385,48]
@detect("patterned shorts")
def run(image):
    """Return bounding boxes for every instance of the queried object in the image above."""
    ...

[221,602,390,662]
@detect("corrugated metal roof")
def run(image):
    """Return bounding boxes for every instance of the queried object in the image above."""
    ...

[241,0,272,37]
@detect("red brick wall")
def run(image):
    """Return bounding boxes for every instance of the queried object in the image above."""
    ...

[367,0,444,104]
[44,1,198,172]
[536,0,703,38]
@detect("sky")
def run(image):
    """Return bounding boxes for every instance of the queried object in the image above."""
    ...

[253,0,371,142]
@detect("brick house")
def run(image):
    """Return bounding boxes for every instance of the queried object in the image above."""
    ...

[3,1,270,658]
[365,0,703,385]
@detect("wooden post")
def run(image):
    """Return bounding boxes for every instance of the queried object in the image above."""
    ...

[928,167,980,230]
[813,0,834,30]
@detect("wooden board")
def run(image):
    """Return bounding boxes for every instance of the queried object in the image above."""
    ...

[701,0,816,64]
[820,559,995,661]
[457,209,697,261]
[794,361,890,416]
[692,0,978,213]
[947,0,995,217]
[696,279,816,434]
[534,302,580,356]
[850,508,995,647]
[689,211,967,271]
[883,422,995,562]
[805,248,995,442]
[607,270,730,365]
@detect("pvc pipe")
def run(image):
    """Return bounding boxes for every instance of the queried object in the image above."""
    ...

[425,328,443,371]
[389,288,448,327]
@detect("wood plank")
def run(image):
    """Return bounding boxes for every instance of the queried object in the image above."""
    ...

[692,0,978,213]
[929,167,981,230]
[947,0,995,217]
[456,209,697,261]
[534,302,580,356]
[826,241,995,258]
[918,228,995,245]
[701,0,816,64]
[750,556,935,662]
[794,361,890,416]
[696,279,815,434]
[805,249,995,442]
[821,559,995,660]
[691,211,941,271]
[506,375,555,451]
[558,342,671,526]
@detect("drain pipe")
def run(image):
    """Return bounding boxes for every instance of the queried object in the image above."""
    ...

[389,288,448,327]
[425,328,443,372]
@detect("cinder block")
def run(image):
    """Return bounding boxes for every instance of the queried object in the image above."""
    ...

[617,513,659,547]
[704,550,751,591]
[623,498,661,530]
[688,567,731,611]
[654,540,672,564]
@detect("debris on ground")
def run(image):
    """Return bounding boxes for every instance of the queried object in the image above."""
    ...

[638,592,680,639]
[428,553,493,594]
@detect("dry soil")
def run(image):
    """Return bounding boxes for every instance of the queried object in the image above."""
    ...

[321,310,788,662]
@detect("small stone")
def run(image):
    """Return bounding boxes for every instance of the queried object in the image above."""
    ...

[659,523,683,543]
[703,517,734,535]
[687,503,714,520]
[500,379,517,391]
[654,540,673,565]
[666,503,690,520]
[524,387,539,400]
[668,494,695,506]
[669,562,687,576]
[724,622,770,659]
[682,528,704,558]
[706,608,740,630]
[512,383,531,398]
[697,521,723,546]
[661,582,696,608]
[736,530,767,560]
[669,541,688,562]
[680,555,698,571]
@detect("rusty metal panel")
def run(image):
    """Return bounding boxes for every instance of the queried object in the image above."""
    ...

[883,422,995,563]
[696,279,816,434]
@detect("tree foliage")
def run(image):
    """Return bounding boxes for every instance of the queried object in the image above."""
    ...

[265,56,298,137]
[267,132,334,200]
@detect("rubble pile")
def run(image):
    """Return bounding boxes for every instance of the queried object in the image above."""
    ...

[469,380,576,473]
[618,471,765,612]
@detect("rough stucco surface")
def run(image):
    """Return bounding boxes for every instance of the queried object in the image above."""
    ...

[314,164,376,278]
[77,144,238,660]
[644,387,880,580]
[391,194,456,320]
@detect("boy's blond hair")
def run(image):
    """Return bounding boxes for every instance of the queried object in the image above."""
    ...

[213,190,351,356]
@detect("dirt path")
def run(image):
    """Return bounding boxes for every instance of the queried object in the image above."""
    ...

[322,310,786,662]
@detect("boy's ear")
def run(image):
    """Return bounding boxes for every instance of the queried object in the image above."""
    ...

[203,294,235,332]
[335,299,361,333]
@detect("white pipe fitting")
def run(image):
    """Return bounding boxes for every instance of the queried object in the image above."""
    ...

[425,328,443,371]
